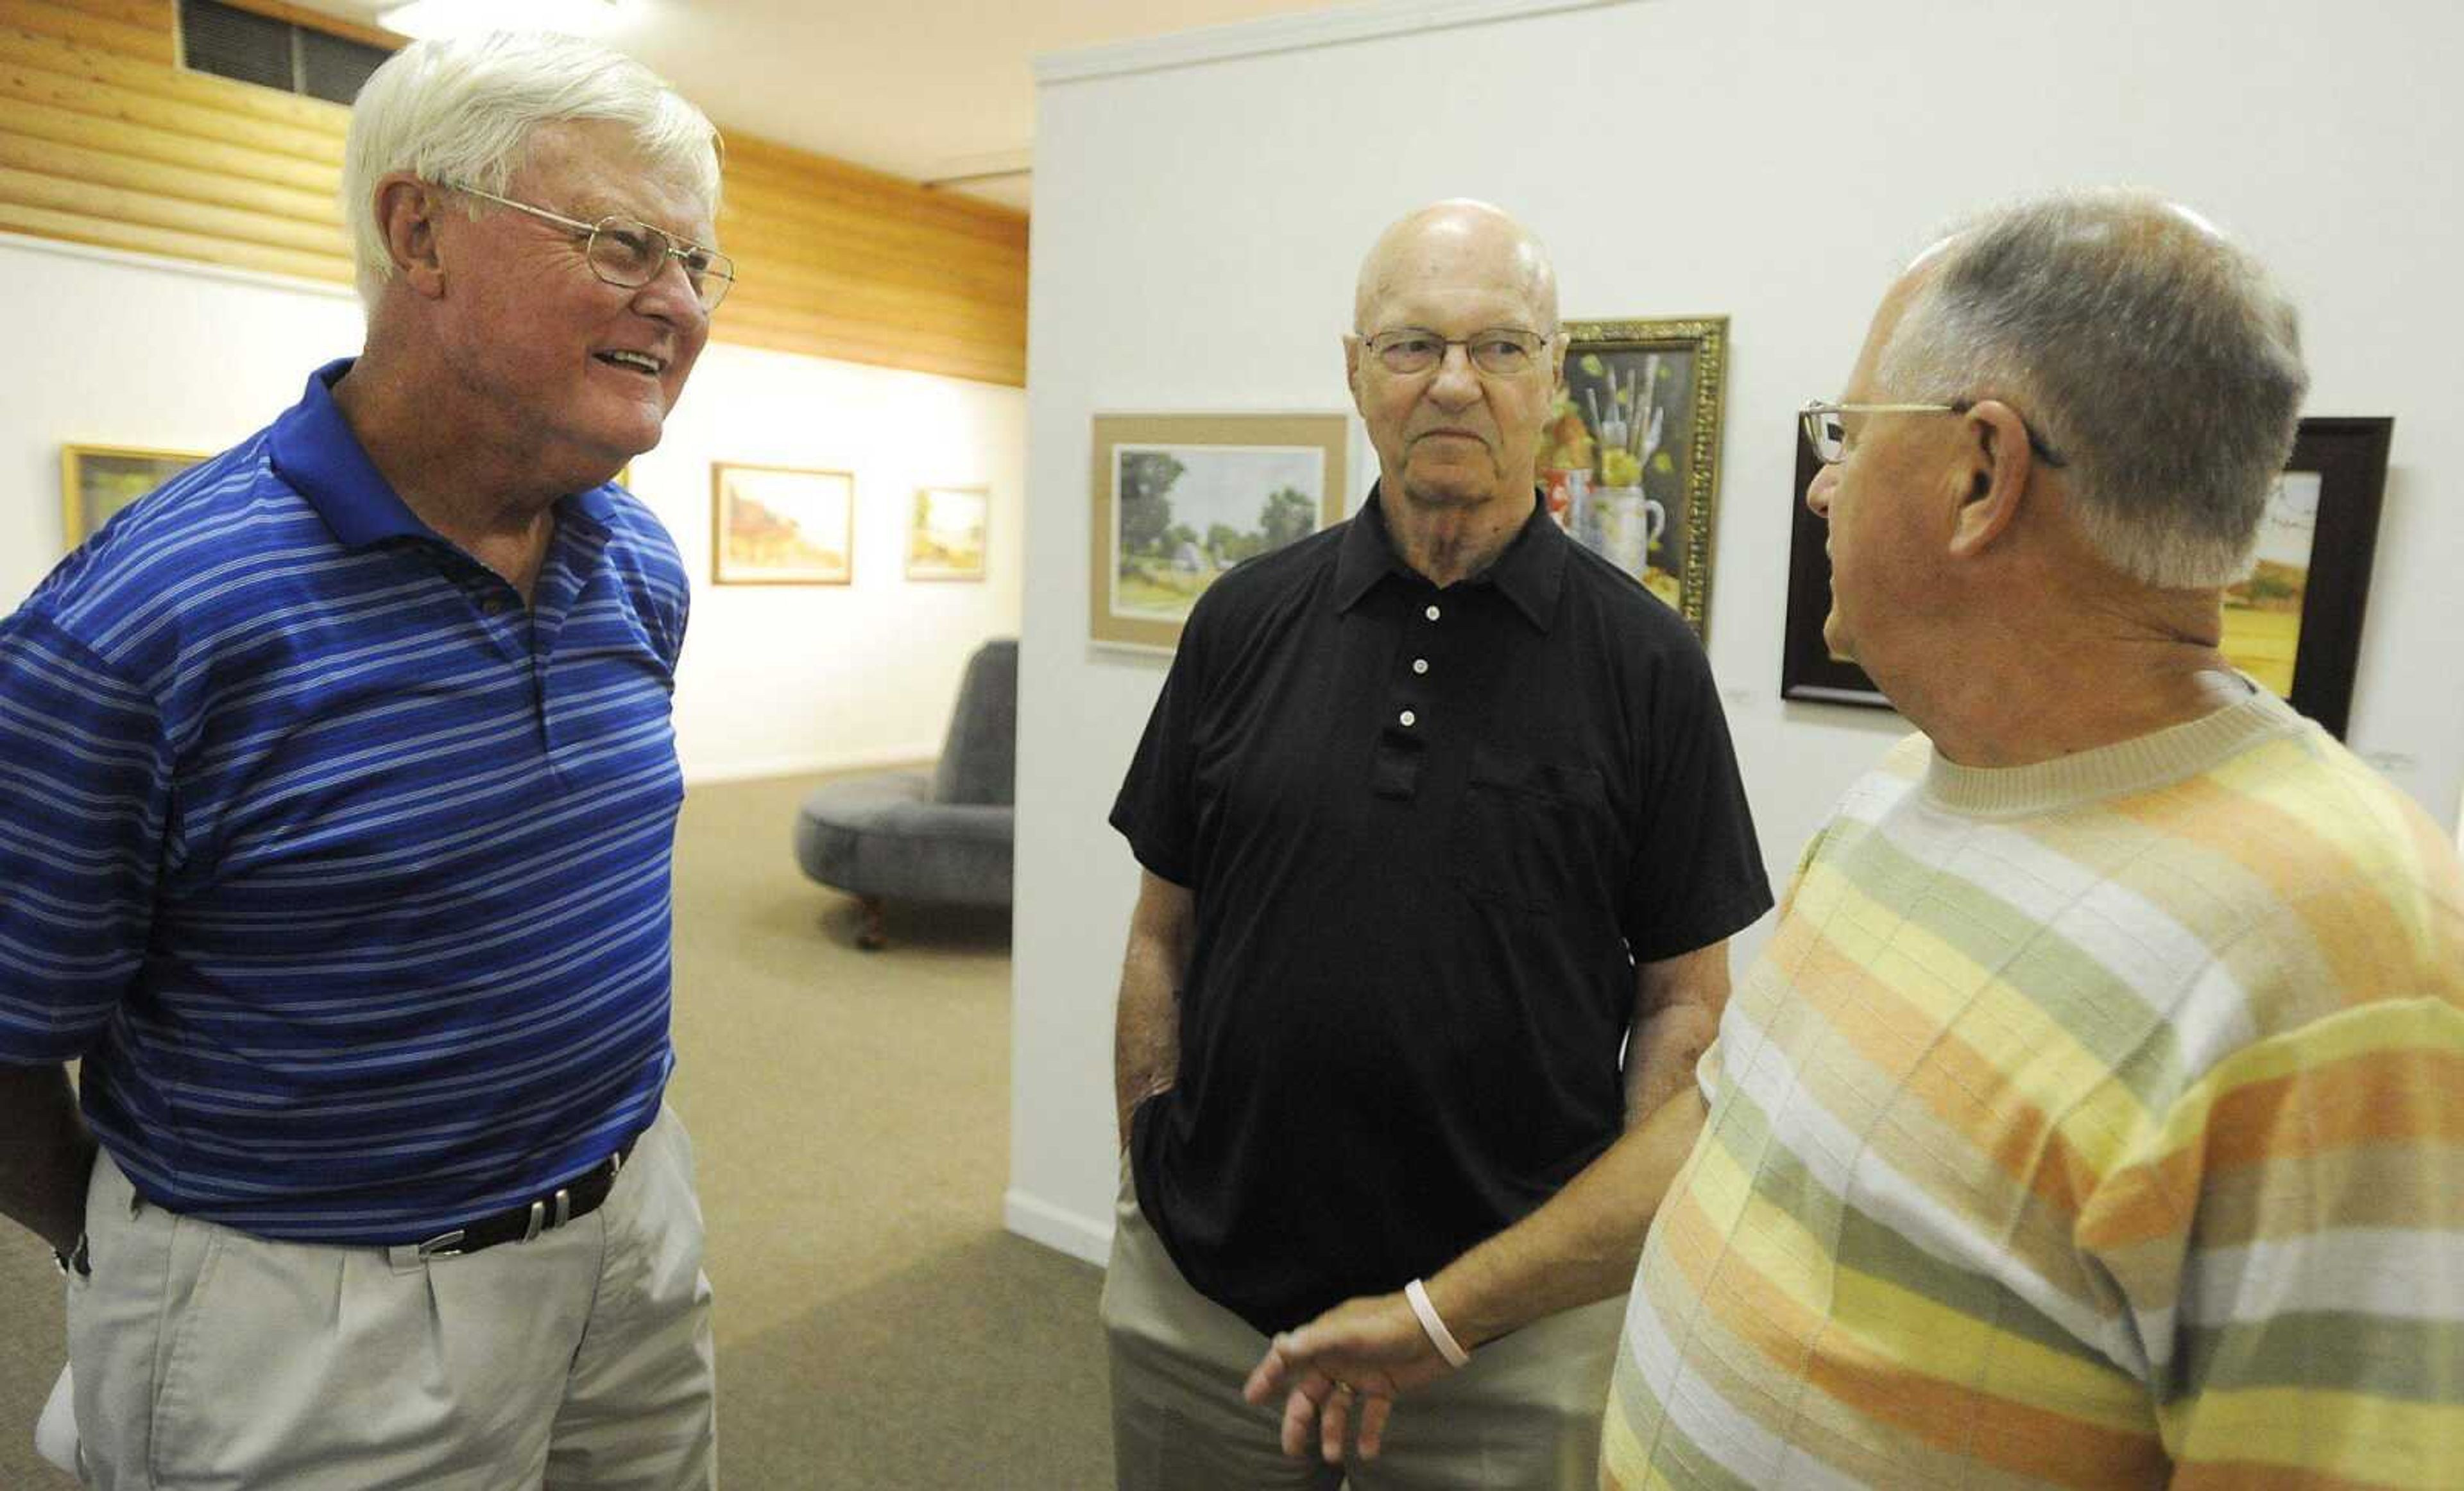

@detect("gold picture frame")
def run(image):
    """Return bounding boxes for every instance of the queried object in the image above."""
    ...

[1539,317,1729,637]
[60,444,210,549]
[1089,413,1349,653]
[907,485,989,582]
[710,461,854,586]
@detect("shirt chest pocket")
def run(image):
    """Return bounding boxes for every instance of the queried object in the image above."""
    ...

[1451,744,1613,917]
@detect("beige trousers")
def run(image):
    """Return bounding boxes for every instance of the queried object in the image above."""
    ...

[66,1106,717,1491]
[1101,1158,1624,1491]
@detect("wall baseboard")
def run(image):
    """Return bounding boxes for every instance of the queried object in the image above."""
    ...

[682,744,939,788]
[1004,1189,1111,1267]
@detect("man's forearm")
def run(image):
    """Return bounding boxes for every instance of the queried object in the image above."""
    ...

[1115,874,1196,1148]
[1419,1083,1706,1348]
[1415,943,1729,1348]
[1115,952,1179,1148]
[0,1064,96,1253]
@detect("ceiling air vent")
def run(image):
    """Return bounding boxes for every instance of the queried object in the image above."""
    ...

[180,0,395,106]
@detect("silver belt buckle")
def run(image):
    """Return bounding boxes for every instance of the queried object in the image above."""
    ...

[520,1185,574,1244]
[415,1229,466,1259]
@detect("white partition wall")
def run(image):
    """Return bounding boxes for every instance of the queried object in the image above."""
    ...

[3,235,1026,784]
[1008,0,2464,1263]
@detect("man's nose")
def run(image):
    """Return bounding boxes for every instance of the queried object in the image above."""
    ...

[1806,463,1838,519]
[1426,341,1481,402]
[632,253,708,329]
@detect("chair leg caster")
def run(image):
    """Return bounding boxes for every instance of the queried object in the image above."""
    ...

[857,897,888,951]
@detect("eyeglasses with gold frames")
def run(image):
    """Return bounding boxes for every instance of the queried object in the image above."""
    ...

[447,183,736,311]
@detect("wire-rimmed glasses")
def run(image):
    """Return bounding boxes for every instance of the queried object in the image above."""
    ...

[449,183,736,311]
[1800,399,2067,467]
[1363,327,1552,377]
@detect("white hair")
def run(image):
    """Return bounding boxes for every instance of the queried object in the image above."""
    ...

[341,31,723,307]
[1879,190,2308,588]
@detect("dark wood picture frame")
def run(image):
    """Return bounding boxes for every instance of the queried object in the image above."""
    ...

[1778,416,2394,738]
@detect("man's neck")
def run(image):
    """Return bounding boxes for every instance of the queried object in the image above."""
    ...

[332,351,565,600]
[1378,477,1530,588]
[1883,591,2254,768]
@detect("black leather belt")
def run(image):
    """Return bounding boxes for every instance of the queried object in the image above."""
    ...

[412,1134,639,1259]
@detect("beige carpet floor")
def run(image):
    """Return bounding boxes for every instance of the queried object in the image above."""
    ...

[0,771,1113,1489]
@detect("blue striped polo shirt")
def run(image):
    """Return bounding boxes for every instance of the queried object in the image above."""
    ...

[0,359,689,1244]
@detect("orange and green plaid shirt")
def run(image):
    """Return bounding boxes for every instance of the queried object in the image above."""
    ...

[1606,689,2464,1488]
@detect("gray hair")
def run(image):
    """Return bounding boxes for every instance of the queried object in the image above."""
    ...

[342,31,723,307]
[1878,191,2308,588]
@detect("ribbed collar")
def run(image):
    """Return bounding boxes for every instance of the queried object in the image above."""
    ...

[1919,682,2311,818]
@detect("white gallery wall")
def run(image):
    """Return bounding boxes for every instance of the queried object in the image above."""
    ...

[1009,0,2464,1263]
[1,234,1025,782]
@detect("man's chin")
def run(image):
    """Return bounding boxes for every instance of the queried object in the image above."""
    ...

[1398,460,1507,511]
[1821,611,1856,663]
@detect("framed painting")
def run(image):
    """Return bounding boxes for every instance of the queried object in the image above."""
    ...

[61,444,209,548]
[711,462,853,585]
[907,485,989,581]
[1777,427,1889,709]
[2219,417,2391,739]
[1090,413,1349,652]
[1535,317,1729,637]
[1778,416,2396,738]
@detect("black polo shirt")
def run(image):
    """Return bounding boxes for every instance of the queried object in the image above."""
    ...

[1111,485,1772,1336]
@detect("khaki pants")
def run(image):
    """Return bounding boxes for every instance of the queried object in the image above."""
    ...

[1102,1159,1623,1491]
[67,1107,717,1490]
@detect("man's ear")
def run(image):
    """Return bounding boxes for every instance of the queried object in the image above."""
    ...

[372,174,450,298]
[1947,399,2033,558]
[1342,335,1367,413]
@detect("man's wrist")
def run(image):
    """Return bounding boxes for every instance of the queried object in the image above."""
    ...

[1405,1277,1471,1368]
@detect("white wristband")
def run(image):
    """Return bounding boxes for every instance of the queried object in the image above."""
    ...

[1405,1277,1471,1368]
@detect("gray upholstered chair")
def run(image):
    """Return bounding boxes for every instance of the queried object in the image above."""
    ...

[793,638,1016,948]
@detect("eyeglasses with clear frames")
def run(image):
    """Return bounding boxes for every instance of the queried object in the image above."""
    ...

[1364,327,1551,377]
[1799,399,2067,467]
[447,183,736,311]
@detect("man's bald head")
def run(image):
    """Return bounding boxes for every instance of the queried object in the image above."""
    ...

[1353,200,1559,336]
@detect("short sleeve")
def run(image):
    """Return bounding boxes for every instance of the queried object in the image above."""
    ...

[2079,998,2464,1487]
[1621,642,1772,961]
[0,612,167,1064]
[1108,607,1211,890]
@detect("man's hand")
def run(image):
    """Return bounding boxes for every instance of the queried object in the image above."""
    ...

[1240,1289,1459,1463]
[0,1063,96,1254]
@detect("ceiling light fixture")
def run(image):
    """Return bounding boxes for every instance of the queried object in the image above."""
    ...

[377,0,626,40]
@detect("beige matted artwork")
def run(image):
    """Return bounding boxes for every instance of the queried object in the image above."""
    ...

[907,485,989,581]
[1090,413,1349,652]
[61,444,210,549]
[710,461,853,585]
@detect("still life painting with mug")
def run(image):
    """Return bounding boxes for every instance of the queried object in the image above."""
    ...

[1534,317,1729,636]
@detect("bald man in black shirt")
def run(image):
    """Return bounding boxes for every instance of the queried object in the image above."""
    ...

[1101,200,1772,1490]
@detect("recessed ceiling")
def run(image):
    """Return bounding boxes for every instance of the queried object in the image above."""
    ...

[283,0,1339,211]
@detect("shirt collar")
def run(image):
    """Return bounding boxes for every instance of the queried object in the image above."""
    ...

[1332,481,1567,632]
[268,358,621,550]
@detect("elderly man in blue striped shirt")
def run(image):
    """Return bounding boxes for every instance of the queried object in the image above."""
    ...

[0,31,732,1488]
